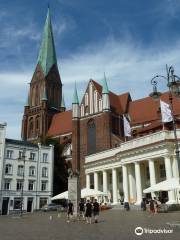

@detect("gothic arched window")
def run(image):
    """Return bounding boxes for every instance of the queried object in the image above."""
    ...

[36,116,40,130]
[87,119,96,155]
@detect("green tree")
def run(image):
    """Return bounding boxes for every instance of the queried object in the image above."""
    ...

[42,137,68,195]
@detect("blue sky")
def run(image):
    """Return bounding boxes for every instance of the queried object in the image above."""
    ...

[1,0,180,138]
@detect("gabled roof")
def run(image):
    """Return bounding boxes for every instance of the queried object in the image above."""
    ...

[47,110,72,136]
[91,79,125,113]
[38,7,57,76]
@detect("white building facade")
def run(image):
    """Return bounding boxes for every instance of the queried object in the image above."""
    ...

[85,130,180,205]
[0,124,54,215]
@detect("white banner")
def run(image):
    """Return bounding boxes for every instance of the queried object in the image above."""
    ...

[123,115,131,137]
[160,100,173,123]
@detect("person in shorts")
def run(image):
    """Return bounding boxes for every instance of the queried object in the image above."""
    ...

[93,199,100,223]
[85,200,92,224]
[67,200,74,223]
[79,199,85,220]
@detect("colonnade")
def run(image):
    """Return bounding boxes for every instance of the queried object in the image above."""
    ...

[85,156,179,204]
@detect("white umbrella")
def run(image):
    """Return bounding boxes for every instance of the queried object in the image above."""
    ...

[81,188,108,198]
[51,191,68,200]
[51,188,107,200]
[143,178,180,193]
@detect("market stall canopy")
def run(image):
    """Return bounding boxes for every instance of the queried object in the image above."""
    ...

[51,188,108,200]
[143,178,180,193]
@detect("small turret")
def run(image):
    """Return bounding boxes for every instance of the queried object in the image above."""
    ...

[102,73,110,111]
[41,86,48,101]
[60,94,66,112]
[72,83,80,118]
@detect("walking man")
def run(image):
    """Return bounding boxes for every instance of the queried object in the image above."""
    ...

[67,200,74,223]
[79,199,85,220]
[85,200,92,224]
[93,199,100,223]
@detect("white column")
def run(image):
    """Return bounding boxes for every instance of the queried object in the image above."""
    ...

[103,170,108,193]
[112,168,118,204]
[86,174,90,189]
[172,156,179,178]
[128,164,136,203]
[122,165,129,202]
[164,156,176,204]
[135,162,142,205]
[94,172,98,191]
[148,159,156,198]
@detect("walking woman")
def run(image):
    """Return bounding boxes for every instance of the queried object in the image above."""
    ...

[149,199,155,214]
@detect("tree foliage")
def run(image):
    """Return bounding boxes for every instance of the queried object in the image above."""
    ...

[42,137,68,195]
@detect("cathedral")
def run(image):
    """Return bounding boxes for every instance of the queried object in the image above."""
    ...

[21,8,180,194]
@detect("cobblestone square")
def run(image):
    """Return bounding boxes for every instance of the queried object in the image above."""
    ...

[0,210,180,240]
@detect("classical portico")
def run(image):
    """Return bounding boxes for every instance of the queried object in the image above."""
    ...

[84,130,180,205]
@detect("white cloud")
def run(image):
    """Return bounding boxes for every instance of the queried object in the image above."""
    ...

[2,37,180,139]
[60,37,180,100]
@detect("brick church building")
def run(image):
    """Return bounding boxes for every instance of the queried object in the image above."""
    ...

[21,9,180,188]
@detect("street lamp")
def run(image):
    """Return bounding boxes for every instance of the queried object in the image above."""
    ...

[149,65,180,176]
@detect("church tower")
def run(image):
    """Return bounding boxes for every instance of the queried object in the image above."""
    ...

[21,8,62,142]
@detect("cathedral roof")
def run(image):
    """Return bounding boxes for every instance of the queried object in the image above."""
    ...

[47,78,180,138]
[38,7,57,76]
[47,110,72,137]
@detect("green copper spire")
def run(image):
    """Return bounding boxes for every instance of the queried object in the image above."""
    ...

[38,7,57,76]
[61,94,66,108]
[102,72,109,94]
[72,82,79,104]
[41,86,48,101]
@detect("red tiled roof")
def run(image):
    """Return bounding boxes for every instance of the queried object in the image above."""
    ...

[129,92,180,125]
[47,110,72,137]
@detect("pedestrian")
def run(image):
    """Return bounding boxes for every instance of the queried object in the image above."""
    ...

[154,197,160,214]
[149,199,155,214]
[85,200,92,224]
[141,198,146,211]
[67,200,74,223]
[79,199,85,220]
[93,199,100,223]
